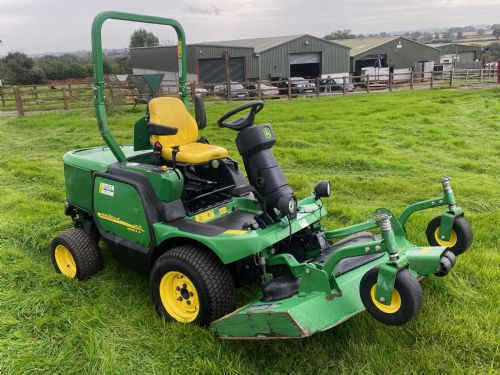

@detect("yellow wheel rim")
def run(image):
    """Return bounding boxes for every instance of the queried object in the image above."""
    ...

[54,244,77,278]
[159,271,200,323]
[434,228,458,248]
[370,284,402,314]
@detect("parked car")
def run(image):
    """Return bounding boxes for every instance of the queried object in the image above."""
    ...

[213,82,249,98]
[277,77,316,95]
[247,83,280,97]
[320,77,354,92]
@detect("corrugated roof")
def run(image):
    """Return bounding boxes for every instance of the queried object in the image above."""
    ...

[199,35,306,53]
[334,37,398,56]
[431,43,482,49]
[335,37,441,56]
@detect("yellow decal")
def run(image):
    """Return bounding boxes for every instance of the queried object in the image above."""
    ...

[195,209,215,222]
[419,247,431,253]
[97,212,144,234]
[224,230,247,235]
[219,206,228,216]
[177,41,182,58]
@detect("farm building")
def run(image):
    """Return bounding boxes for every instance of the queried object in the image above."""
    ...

[335,37,441,75]
[433,43,482,63]
[130,35,350,83]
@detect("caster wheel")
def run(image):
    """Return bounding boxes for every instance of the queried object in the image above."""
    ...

[426,216,473,256]
[442,250,456,267]
[51,229,102,280]
[150,244,236,326]
[360,267,423,326]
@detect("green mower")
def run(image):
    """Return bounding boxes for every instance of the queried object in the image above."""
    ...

[51,11,474,339]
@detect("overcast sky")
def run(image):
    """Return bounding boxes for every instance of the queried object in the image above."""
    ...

[1,0,499,55]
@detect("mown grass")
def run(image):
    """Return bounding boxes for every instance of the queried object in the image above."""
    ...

[0,88,499,374]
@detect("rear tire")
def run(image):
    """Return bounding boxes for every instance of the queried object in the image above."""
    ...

[150,244,235,326]
[51,229,102,280]
[426,215,473,256]
[360,267,423,326]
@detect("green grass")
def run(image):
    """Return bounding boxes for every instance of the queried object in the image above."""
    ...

[0,89,499,374]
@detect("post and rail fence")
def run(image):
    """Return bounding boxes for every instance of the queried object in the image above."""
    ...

[0,68,498,116]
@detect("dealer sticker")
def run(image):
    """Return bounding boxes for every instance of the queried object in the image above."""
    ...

[98,182,114,197]
[247,303,281,312]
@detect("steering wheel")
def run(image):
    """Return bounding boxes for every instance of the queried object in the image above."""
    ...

[217,101,264,131]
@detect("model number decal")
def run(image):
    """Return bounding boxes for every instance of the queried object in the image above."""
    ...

[98,182,115,197]
[97,212,145,234]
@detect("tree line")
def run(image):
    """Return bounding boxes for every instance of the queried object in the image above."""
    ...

[0,29,159,85]
[324,24,500,44]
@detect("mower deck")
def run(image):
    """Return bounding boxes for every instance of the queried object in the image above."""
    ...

[212,247,389,339]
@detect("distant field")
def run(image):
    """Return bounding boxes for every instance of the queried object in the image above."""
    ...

[0,88,499,374]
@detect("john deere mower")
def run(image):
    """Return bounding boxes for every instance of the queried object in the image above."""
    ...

[51,12,473,339]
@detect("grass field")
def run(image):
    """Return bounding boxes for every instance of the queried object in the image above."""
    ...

[0,88,499,374]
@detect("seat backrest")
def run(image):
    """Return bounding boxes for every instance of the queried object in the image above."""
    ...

[148,97,198,148]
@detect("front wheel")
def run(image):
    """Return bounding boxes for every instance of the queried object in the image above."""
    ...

[426,215,473,256]
[150,244,236,326]
[51,229,102,280]
[360,267,423,326]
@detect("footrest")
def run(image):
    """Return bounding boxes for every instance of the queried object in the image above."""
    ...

[311,232,385,276]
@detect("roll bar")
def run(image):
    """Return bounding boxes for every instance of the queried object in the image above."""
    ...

[91,11,188,162]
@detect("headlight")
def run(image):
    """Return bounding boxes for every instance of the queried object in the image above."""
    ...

[314,180,331,198]
[277,195,297,216]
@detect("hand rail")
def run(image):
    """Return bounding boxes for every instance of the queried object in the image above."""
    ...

[91,11,187,162]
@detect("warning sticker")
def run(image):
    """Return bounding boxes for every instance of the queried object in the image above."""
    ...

[98,182,114,197]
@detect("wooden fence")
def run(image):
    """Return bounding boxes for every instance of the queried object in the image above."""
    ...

[1,68,498,116]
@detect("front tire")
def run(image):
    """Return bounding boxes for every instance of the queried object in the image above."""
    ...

[150,244,236,326]
[360,267,423,326]
[426,215,473,256]
[51,229,102,280]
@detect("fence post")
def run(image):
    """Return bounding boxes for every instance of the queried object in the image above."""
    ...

[62,88,69,110]
[449,69,454,88]
[0,85,5,106]
[410,71,414,90]
[13,86,24,115]
[33,85,39,104]
[366,75,370,93]
[107,86,114,103]
[190,82,196,103]
[389,73,393,92]
[465,69,469,87]
[342,76,346,96]
[257,80,262,100]
[68,84,73,100]
[287,80,291,100]
[315,77,320,98]
[430,72,434,89]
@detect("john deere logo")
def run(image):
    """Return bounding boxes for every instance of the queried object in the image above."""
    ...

[263,127,272,139]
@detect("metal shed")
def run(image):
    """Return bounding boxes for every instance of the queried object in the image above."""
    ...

[433,43,483,63]
[335,37,441,75]
[130,34,350,83]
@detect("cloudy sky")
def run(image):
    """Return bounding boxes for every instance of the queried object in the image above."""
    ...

[1,0,499,55]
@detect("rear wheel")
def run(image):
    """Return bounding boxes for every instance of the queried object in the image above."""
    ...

[360,267,423,326]
[150,244,235,326]
[426,215,473,256]
[51,229,102,280]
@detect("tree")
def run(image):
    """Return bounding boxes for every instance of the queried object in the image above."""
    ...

[493,28,500,40]
[324,30,356,40]
[484,42,500,62]
[129,29,160,48]
[477,28,485,37]
[0,52,45,84]
[457,31,464,40]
